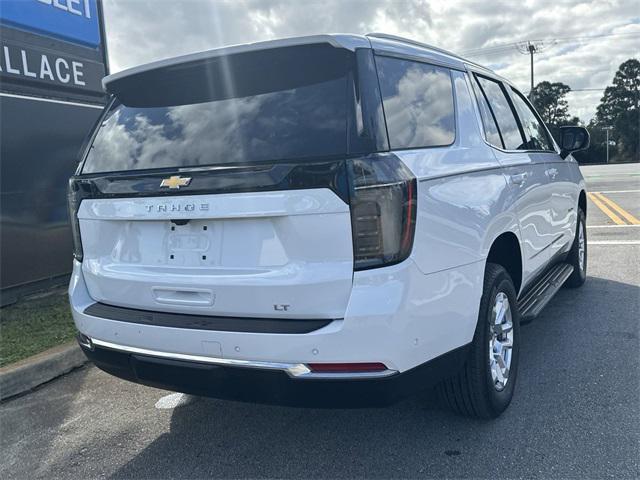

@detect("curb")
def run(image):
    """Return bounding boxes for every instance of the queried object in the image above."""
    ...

[0,342,88,401]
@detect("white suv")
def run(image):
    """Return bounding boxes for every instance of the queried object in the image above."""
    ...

[68,34,589,418]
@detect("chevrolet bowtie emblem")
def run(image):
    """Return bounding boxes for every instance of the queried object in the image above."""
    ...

[160,176,192,189]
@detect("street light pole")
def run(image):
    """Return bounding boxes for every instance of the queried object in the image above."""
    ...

[603,126,613,164]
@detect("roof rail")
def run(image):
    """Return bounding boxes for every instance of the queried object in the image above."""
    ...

[366,32,489,71]
[366,33,463,59]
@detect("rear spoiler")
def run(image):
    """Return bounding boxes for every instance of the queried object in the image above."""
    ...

[102,34,370,96]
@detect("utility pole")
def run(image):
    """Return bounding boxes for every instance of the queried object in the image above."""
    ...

[528,43,536,101]
[517,41,554,103]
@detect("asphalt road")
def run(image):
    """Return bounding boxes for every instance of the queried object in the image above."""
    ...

[582,163,640,246]
[1,163,639,479]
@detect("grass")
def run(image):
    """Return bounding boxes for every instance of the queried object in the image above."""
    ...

[0,290,77,368]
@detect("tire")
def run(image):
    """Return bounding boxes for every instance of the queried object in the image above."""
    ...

[564,208,587,288]
[437,263,521,419]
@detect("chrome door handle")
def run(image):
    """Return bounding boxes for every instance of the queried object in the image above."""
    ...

[545,168,558,179]
[510,173,527,185]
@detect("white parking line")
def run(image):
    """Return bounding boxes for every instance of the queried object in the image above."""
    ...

[590,240,640,245]
[594,190,640,194]
[587,224,640,229]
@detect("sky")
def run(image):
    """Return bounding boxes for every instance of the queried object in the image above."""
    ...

[102,0,640,122]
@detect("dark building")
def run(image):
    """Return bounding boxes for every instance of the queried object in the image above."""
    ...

[1,0,109,304]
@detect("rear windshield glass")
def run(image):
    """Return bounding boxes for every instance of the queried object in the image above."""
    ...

[83,45,351,174]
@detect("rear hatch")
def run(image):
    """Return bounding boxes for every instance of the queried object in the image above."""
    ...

[72,41,358,320]
[77,189,352,319]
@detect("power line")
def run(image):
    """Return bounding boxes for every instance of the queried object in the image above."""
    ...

[552,31,640,43]
[566,88,609,92]
[462,31,640,56]
[524,87,608,95]
[462,44,522,57]
[516,41,554,101]
[461,31,640,57]
[465,31,638,103]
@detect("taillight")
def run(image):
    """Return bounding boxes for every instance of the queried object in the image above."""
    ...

[67,178,88,262]
[347,154,417,270]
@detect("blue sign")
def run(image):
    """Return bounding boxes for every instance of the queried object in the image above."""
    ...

[0,0,101,48]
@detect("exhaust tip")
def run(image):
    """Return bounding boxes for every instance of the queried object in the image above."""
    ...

[77,333,93,351]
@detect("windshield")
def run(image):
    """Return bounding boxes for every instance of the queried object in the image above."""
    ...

[83,45,352,174]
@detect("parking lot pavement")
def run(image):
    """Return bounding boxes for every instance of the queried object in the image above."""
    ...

[583,164,640,247]
[1,165,639,480]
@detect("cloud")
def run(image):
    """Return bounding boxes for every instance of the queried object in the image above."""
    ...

[102,0,639,121]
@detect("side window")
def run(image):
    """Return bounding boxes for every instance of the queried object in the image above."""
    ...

[469,74,502,147]
[475,75,525,150]
[375,56,455,149]
[509,88,554,151]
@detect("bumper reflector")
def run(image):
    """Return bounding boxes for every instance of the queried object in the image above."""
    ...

[307,362,387,373]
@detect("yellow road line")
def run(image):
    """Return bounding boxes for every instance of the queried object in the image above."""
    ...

[592,192,640,225]
[588,192,625,225]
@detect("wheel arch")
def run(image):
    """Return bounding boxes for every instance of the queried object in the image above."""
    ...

[579,190,587,215]
[486,231,523,294]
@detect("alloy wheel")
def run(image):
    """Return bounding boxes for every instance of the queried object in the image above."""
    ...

[489,292,514,391]
[578,220,586,272]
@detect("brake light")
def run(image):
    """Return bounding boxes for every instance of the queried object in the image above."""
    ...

[67,178,89,262]
[347,154,417,270]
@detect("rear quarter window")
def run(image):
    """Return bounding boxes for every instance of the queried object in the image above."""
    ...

[375,56,455,150]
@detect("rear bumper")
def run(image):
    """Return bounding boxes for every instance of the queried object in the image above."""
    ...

[79,335,469,407]
[70,255,483,406]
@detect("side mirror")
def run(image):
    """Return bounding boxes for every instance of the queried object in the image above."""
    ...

[559,126,590,159]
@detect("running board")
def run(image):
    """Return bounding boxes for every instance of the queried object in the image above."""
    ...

[517,263,574,324]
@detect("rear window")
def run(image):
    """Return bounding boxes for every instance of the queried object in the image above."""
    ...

[83,45,351,174]
[375,56,455,150]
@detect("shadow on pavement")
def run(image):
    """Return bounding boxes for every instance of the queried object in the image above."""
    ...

[111,391,473,479]
[110,275,639,479]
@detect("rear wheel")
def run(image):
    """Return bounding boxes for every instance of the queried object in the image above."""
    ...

[564,208,587,288]
[437,263,520,418]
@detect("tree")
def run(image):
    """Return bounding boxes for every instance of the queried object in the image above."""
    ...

[594,59,640,163]
[531,81,572,126]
